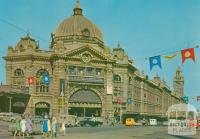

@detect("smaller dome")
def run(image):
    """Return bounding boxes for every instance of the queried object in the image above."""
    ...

[16,33,38,51]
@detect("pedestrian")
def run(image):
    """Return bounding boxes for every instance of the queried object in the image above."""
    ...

[20,115,26,139]
[60,117,66,136]
[52,117,57,138]
[42,115,48,137]
[13,116,21,139]
[110,117,115,127]
[39,120,43,135]
[26,114,33,138]
[47,116,52,137]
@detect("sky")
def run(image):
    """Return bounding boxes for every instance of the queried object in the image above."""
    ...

[0,0,200,108]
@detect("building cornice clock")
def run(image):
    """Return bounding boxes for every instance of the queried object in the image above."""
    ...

[82,53,92,63]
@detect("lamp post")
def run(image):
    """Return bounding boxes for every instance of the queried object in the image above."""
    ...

[8,96,12,113]
[50,60,55,117]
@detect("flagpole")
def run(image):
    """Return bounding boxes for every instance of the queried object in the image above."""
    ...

[61,83,64,114]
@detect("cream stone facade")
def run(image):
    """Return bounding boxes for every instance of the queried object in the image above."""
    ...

[3,1,184,119]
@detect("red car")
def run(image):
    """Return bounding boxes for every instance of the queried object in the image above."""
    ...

[189,120,200,128]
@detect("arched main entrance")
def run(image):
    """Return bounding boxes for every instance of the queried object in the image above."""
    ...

[35,102,50,116]
[68,89,102,117]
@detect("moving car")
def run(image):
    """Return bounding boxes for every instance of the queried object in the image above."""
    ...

[125,118,136,126]
[59,114,79,127]
[79,117,103,127]
[149,119,157,126]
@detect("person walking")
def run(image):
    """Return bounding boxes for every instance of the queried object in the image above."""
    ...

[20,115,26,139]
[47,116,52,137]
[26,114,33,138]
[42,115,48,137]
[52,117,57,138]
[13,116,21,139]
[61,117,66,136]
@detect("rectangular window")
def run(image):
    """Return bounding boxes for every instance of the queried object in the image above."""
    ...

[68,66,75,74]
[86,67,93,76]
[96,68,102,76]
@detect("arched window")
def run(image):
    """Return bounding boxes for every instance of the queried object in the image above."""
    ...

[36,69,49,94]
[13,69,25,86]
[82,28,90,37]
[113,74,121,82]
[14,69,24,77]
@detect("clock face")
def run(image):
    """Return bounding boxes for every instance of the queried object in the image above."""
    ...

[82,53,91,63]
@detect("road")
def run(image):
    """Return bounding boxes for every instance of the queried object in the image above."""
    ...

[0,121,12,139]
[1,121,199,139]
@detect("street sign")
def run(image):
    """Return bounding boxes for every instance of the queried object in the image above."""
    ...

[127,98,132,105]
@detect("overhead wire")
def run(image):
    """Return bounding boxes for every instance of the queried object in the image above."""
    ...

[0,18,49,43]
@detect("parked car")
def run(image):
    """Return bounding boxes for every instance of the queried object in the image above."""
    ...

[0,112,7,120]
[189,119,200,128]
[59,114,79,127]
[149,119,157,126]
[162,121,169,126]
[79,117,103,127]
[135,119,148,126]
[125,118,136,126]
[2,113,20,122]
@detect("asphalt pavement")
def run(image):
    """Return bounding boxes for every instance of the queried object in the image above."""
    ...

[1,121,200,139]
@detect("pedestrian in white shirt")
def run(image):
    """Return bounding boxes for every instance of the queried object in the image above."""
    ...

[20,115,26,139]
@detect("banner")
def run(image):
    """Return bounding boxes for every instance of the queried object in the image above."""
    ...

[162,53,178,60]
[149,55,162,70]
[181,48,195,64]
[28,77,34,85]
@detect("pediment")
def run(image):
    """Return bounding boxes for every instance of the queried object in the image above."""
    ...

[61,45,113,62]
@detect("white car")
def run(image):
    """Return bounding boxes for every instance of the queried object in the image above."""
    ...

[2,113,20,122]
[149,119,157,126]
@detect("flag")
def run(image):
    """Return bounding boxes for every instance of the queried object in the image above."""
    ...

[181,48,195,64]
[197,96,200,101]
[183,96,189,104]
[127,98,132,105]
[28,77,34,85]
[117,98,123,104]
[149,55,162,70]
[162,53,178,60]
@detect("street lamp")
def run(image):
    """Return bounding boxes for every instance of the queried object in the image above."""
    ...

[8,96,12,113]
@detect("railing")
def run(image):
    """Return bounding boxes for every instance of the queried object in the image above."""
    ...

[68,76,104,84]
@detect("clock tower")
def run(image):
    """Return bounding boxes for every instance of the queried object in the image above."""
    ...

[173,67,184,98]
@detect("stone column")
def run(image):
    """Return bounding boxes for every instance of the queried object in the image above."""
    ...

[103,66,114,117]
[6,64,12,85]
[140,81,144,115]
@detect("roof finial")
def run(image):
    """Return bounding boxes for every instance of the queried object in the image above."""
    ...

[76,0,81,8]
[117,41,120,48]
[73,0,83,16]
[26,32,30,38]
